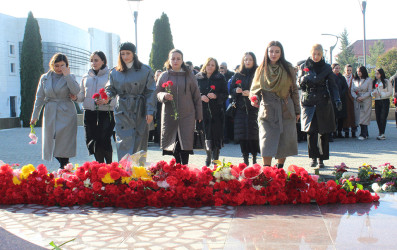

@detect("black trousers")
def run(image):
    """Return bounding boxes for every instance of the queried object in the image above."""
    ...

[84,110,115,163]
[56,157,69,169]
[307,112,329,160]
[375,99,390,135]
[359,124,369,137]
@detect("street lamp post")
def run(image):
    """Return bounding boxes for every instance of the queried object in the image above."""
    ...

[127,0,143,53]
[321,33,340,65]
[361,0,367,67]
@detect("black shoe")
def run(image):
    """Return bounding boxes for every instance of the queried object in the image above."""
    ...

[329,136,334,142]
[344,132,349,138]
[310,158,318,168]
[337,132,343,138]
[352,132,357,138]
[252,155,257,165]
[276,163,284,169]
[318,160,325,168]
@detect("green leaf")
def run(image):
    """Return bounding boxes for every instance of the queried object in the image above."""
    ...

[356,183,363,190]
[49,241,61,250]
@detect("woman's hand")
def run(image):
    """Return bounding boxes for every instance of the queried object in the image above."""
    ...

[95,98,109,105]
[242,90,250,96]
[250,99,259,108]
[207,93,217,99]
[69,94,77,101]
[357,96,363,102]
[146,115,153,124]
[201,95,209,103]
[236,87,243,94]
[165,93,173,101]
[61,65,70,76]
[296,114,300,123]
[30,118,37,125]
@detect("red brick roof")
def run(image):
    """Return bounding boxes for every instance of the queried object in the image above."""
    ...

[349,38,397,57]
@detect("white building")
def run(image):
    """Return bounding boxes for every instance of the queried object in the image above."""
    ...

[0,13,120,120]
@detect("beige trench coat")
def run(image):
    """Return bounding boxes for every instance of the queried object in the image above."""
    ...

[31,71,80,160]
[351,77,372,126]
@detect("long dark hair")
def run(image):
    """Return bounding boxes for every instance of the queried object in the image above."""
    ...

[254,41,294,83]
[237,52,257,76]
[90,51,107,70]
[164,49,191,76]
[116,50,142,72]
[354,66,369,80]
[373,68,387,88]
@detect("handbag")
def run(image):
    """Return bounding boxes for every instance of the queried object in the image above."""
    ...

[193,122,205,150]
[225,101,236,118]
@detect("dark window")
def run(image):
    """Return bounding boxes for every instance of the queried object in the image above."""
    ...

[10,63,15,73]
[10,44,15,55]
[10,96,16,117]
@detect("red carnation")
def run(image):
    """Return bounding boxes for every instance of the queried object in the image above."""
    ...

[92,93,100,99]
[110,170,121,180]
[92,181,102,192]
[210,85,215,90]
[303,68,310,72]
[162,82,169,88]
[100,92,108,100]
[167,80,174,86]
[394,98,396,105]
[375,84,379,88]
[97,167,108,178]
[99,88,105,93]
[250,95,258,102]
[236,80,242,85]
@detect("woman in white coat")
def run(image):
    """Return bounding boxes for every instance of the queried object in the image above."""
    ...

[351,66,372,140]
[76,51,116,163]
[30,53,80,168]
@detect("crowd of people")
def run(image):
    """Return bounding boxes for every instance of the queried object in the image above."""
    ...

[30,41,397,169]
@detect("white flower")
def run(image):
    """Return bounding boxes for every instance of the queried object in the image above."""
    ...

[381,183,388,191]
[371,183,382,193]
[157,180,170,189]
[214,172,221,179]
[342,172,352,179]
[253,185,262,191]
[84,178,91,187]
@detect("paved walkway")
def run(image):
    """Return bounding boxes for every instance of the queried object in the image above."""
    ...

[1,121,396,175]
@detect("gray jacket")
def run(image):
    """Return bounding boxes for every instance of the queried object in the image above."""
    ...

[31,71,80,160]
[77,67,116,111]
[105,64,156,160]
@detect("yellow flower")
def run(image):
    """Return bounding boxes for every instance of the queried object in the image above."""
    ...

[121,176,132,184]
[363,163,368,166]
[54,178,63,188]
[102,173,115,184]
[12,176,21,185]
[21,164,35,179]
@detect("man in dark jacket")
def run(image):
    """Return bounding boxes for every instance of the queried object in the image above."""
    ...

[219,62,234,82]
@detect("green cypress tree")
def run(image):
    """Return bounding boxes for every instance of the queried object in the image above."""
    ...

[336,29,358,73]
[20,11,44,127]
[149,12,174,71]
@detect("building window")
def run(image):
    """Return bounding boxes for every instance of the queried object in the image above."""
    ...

[8,42,16,57]
[10,63,15,73]
[10,44,15,55]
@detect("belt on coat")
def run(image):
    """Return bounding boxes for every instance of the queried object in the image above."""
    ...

[44,97,71,103]
[119,94,146,118]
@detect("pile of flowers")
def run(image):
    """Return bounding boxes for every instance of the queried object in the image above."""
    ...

[333,163,396,193]
[0,158,381,208]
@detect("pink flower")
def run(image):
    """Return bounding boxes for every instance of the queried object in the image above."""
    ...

[29,133,38,144]
[64,163,74,172]
[310,174,319,182]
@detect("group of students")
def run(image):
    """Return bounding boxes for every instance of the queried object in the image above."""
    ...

[30,41,395,170]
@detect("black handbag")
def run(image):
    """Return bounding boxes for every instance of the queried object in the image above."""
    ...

[225,101,236,118]
[193,122,205,150]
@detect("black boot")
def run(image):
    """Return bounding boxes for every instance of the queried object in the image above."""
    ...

[94,149,105,163]
[276,163,284,169]
[252,154,257,165]
[337,131,343,138]
[310,158,318,168]
[180,151,189,165]
[205,150,212,167]
[352,131,357,138]
[243,154,249,165]
[212,148,220,161]
[318,159,325,168]
[344,132,349,138]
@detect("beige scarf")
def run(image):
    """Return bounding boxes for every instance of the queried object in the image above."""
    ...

[251,63,291,99]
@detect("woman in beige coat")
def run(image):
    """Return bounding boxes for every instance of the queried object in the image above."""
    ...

[30,53,80,168]
[351,66,372,140]
[156,49,203,165]
[250,41,300,169]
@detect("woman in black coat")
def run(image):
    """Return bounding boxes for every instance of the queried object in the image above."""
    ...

[230,52,260,165]
[331,63,348,139]
[196,58,228,166]
[298,44,341,168]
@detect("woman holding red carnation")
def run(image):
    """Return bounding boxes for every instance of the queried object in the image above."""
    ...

[196,57,228,166]
[250,41,300,168]
[30,53,80,168]
[156,49,203,165]
[75,51,116,163]
[229,52,260,165]
[105,42,157,161]
[371,68,392,140]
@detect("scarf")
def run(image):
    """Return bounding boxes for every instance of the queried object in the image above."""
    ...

[251,63,291,99]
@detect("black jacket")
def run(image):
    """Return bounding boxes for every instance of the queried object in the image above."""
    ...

[196,72,228,148]
[333,73,348,118]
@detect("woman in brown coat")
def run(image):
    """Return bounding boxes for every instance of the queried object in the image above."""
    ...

[156,49,203,165]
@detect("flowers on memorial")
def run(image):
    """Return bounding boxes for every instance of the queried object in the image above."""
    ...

[0,158,382,207]
[162,80,178,120]
[29,123,38,144]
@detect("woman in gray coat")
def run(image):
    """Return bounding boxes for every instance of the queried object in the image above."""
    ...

[156,49,203,165]
[30,53,80,168]
[105,42,156,161]
[250,41,300,169]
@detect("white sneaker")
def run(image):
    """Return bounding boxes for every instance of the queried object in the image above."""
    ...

[358,136,365,140]
[377,134,386,140]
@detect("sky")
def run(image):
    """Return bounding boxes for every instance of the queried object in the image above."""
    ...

[2,0,397,69]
